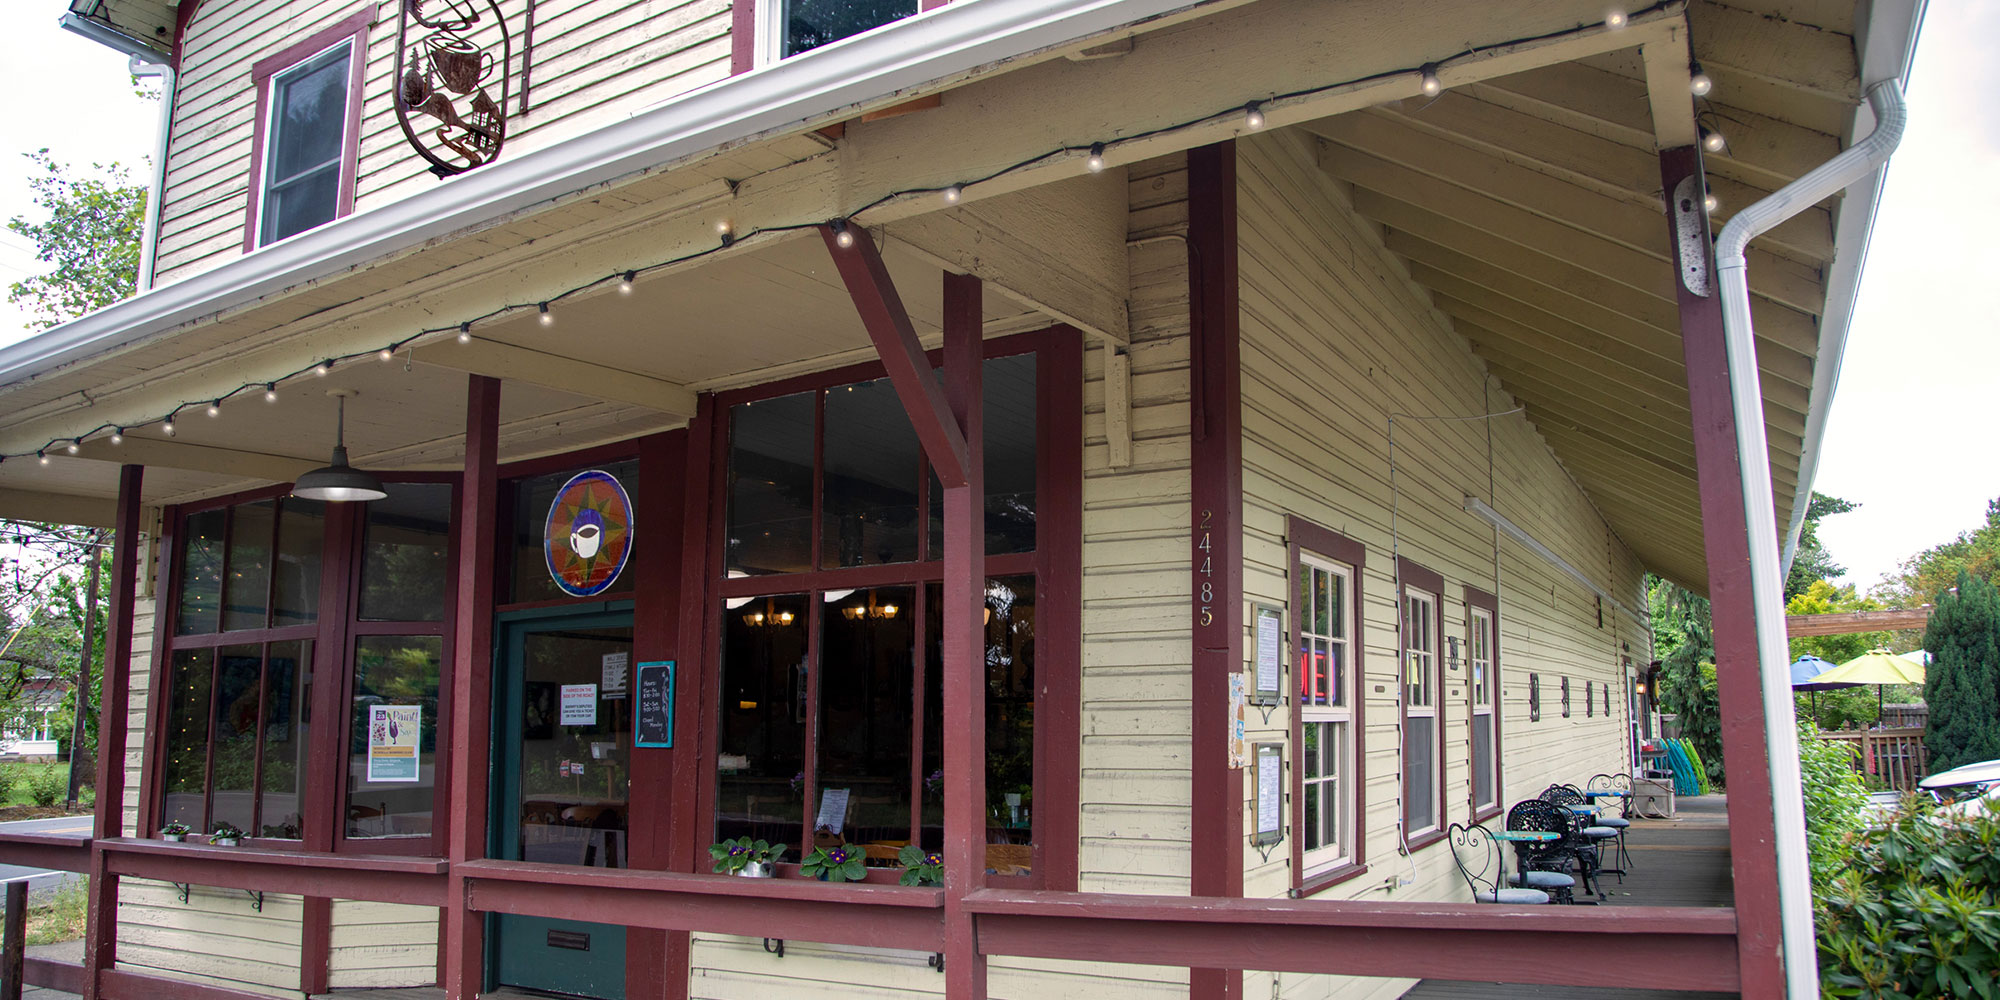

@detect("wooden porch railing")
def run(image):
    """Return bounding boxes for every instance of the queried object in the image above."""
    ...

[1819,727,1929,793]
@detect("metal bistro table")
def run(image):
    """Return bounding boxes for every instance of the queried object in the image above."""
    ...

[1491,829,1561,900]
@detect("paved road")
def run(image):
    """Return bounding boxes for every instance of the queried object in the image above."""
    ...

[0,814,92,892]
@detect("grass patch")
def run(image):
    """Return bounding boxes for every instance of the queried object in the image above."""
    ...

[26,882,87,946]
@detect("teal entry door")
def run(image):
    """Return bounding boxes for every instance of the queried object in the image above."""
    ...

[491,609,635,999]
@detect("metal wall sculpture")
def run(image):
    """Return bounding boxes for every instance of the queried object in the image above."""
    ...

[393,0,513,177]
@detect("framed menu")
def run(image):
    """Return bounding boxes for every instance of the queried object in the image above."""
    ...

[1252,742,1284,847]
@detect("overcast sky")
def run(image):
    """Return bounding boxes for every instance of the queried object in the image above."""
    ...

[2,3,1995,593]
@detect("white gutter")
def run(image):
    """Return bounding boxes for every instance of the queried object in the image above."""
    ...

[57,13,175,291]
[3,0,1213,386]
[1713,79,1906,1000]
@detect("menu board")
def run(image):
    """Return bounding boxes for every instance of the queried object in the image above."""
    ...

[1252,742,1284,846]
[1252,604,1283,705]
[635,660,674,748]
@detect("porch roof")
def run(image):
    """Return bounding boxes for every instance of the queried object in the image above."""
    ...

[1,0,1925,593]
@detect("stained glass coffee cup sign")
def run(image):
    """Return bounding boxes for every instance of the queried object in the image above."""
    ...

[543,470,633,597]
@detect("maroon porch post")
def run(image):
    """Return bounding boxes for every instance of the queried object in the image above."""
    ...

[1659,144,1786,996]
[1187,141,1244,1000]
[82,464,142,1000]
[941,270,988,998]
[630,429,689,1000]
[443,376,501,1000]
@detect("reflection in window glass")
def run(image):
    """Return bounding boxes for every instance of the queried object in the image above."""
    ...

[260,640,311,839]
[929,355,1039,556]
[273,498,324,626]
[819,587,915,853]
[261,42,351,245]
[782,0,917,57]
[823,380,919,567]
[511,461,640,603]
[360,483,452,621]
[210,646,264,834]
[922,577,1035,863]
[347,635,442,838]
[177,509,227,635]
[162,649,214,829]
[715,595,808,853]
[223,502,275,631]
[726,394,814,576]
[517,627,633,868]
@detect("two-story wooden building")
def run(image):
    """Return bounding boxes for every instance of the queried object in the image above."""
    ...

[0,0,1922,997]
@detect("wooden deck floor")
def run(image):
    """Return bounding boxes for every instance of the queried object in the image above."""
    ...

[1402,793,1739,1000]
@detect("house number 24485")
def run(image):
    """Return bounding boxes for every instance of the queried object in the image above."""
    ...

[1196,508,1215,627]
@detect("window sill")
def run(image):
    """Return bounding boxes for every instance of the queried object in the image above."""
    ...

[1401,828,1447,854]
[1293,862,1368,899]
[1472,804,1503,825]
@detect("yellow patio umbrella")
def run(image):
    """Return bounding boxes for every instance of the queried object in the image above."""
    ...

[1806,649,1927,719]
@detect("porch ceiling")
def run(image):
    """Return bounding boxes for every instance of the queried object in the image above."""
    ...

[1300,0,1870,590]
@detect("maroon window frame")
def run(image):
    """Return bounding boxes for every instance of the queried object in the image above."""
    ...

[1286,516,1367,897]
[243,6,371,252]
[145,474,460,857]
[1464,585,1500,822]
[695,326,1081,889]
[731,0,948,75]
[1396,556,1446,851]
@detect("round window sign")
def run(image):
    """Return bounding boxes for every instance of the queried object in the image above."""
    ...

[543,470,633,597]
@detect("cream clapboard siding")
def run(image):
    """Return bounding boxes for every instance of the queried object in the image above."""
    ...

[1233,130,1643,999]
[155,0,731,285]
[326,900,438,989]
[683,154,1197,1000]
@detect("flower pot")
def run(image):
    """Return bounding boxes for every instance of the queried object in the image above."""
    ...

[737,860,775,878]
[161,833,185,843]
[211,837,240,847]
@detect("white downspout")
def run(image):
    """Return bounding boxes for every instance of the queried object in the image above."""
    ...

[1712,79,1905,1000]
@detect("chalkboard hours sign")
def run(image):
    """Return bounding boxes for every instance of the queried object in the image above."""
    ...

[635,660,674,748]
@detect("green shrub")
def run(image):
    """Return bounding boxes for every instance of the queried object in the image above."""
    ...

[1798,722,1869,896]
[1817,799,2000,998]
[27,766,66,807]
[0,764,19,804]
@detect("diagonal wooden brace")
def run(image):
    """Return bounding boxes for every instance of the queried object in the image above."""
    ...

[819,222,971,488]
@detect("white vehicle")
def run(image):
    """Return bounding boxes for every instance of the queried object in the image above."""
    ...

[1917,759,2000,803]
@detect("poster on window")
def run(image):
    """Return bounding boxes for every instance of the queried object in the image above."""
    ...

[367,705,422,783]
[560,684,598,726]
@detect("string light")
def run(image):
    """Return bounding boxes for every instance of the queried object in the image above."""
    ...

[1243,102,1265,129]
[538,302,554,326]
[379,347,395,362]
[1704,192,1719,213]
[943,184,962,204]
[207,400,221,417]
[1701,126,1726,153]
[162,416,176,436]
[1688,62,1712,97]
[619,271,635,294]
[65,441,79,455]
[37,451,47,466]
[831,219,855,249]
[0,6,1681,466]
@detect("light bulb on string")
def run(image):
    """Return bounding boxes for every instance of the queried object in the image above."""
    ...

[110,428,124,445]
[1243,102,1265,130]
[37,451,47,466]
[619,271,635,295]
[1086,143,1105,172]
[162,417,176,437]
[315,360,331,377]
[1419,65,1442,97]
[457,323,472,344]
[831,219,855,249]
[207,400,221,417]
[943,184,962,204]
[538,302,554,326]
[264,384,278,403]
[1702,126,1726,153]
[1605,9,1627,28]
[1704,192,1719,213]
[379,348,395,362]
[1688,62,1712,97]
[65,441,79,455]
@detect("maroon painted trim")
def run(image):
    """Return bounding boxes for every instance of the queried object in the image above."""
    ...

[0,834,88,873]
[1464,585,1501,822]
[729,0,755,75]
[1036,327,1083,892]
[1187,142,1241,1000]
[101,967,294,1000]
[1659,144,1785,996]
[1285,515,1366,897]
[442,375,500,999]
[242,6,372,252]
[23,957,84,995]
[168,0,206,70]
[821,224,970,487]
[83,464,141,1000]
[495,439,642,480]
[965,891,1741,992]
[1396,555,1447,849]
[714,331,1043,410]
[630,430,687,1000]
[940,270,988,997]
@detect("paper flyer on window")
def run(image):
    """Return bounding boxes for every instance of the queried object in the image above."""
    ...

[367,704,422,783]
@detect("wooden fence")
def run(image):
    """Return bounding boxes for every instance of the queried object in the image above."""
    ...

[1818,727,1929,793]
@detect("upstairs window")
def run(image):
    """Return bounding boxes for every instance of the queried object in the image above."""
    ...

[247,11,369,249]
[760,0,921,62]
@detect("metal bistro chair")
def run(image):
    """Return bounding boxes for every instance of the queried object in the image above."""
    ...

[1586,772,1638,870]
[1502,798,1582,903]
[1446,823,1552,905]
[1548,782,1631,875]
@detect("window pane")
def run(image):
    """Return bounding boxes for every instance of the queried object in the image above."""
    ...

[1407,716,1435,831]
[273,497,325,626]
[823,380,919,568]
[716,594,808,849]
[984,354,1038,554]
[210,645,264,835]
[1302,780,1320,849]
[517,626,633,868]
[270,46,350,184]
[512,460,640,602]
[177,509,227,635]
[223,501,274,631]
[921,576,1036,861]
[346,635,442,838]
[783,0,916,57]
[360,483,453,621]
[819,586,915,853]
[726,394,814,576]
[1473,714,1494,808]
[162,648,213,829]
[262,166,341,244]
[259,640,311,839]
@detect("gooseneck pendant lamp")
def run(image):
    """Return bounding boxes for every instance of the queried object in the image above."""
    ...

[292,389,387,502]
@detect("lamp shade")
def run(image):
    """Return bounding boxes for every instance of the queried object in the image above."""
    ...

[293,445,387,502]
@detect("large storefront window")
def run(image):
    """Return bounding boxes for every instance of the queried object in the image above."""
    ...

[156,480,454,849]
[715,347,1050,878]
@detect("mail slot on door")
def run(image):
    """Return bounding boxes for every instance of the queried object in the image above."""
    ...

[547,929,591,951]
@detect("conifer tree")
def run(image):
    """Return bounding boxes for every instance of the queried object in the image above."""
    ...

[1921,570,2000,772]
